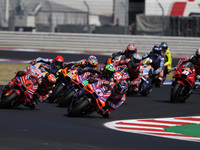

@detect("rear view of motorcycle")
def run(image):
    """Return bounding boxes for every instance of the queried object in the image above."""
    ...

[170,61,196,103]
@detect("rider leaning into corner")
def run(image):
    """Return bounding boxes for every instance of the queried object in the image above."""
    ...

[29,55,64,102]
[126,53,144,93]
[94,63,128,118]
[106,43,137,66]
[176,48,200,81]
[64,55,98,69]
[30,55,64,76]
[142,44,165,87]
[76,63,127,118]
[160,42,172,76]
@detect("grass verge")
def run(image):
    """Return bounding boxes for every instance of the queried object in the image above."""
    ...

[0,63,174,85]
[0,63,30,85]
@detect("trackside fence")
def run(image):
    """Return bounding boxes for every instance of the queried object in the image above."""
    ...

[0,31,199,56]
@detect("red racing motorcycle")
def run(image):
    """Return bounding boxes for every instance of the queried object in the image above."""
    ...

[0,72,39,109]
[170,61,196,103]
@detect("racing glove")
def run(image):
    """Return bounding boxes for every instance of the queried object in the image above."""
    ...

[30,60,36,65]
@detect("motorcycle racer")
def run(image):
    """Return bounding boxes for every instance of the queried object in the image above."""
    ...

[127,53,143,93]
[64,55,98,69]
[30,55,64,75]
[106,43,137,66]
[1,70,39,108]
[35,73,57,102]
[160,42,172,75]
[142,44,165,87]
[98,79,128,118]
[177,48,200,80]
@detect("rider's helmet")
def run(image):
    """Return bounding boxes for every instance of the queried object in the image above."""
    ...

[86,55,98,68]
[160,42,168,53]
[124,44,137,58]
[44,73,57,88]
[195,48,200,64]
[103,63,116,79]
[115,80,128,94]
[129,53,142,68]
[53,55,64,69]
[152,44,161,58]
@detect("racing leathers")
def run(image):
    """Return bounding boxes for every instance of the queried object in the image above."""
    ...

[64,59,87,68]
[177,56,200,80]
[111,53,143,93]
[127,60,144,92]
[163,48,172,73]
[142,52,165,83]
[30,57,59,75]
[77,66,125,117]
[1,69,39,108]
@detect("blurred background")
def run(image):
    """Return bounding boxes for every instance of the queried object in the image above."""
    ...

[0,0,200,37]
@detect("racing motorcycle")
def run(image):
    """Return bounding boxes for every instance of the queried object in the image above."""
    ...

[0,62,52,109]
[139,58,154,96]
[114,64,130,81]
[126,58,153,96]
[67,78,112,117]
[170,61,196,103]
[0,70,39,109]
[58,70,90,107]
[47,65,78,103]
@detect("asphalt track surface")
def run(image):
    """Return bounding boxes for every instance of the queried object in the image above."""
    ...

[0,50,200,150]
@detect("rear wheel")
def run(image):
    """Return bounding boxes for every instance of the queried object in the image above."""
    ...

[48,83,65,103]
[68,97,90,117]
[58,89,76,107]
[0,91,18,108]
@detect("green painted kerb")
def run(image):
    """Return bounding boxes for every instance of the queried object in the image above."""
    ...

[164,124,200,137]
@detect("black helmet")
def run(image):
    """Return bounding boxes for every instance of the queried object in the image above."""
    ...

[160,42,168,52]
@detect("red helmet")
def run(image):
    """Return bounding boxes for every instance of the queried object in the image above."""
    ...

[45,73,57,87]
[87,55,98,67]
[125,44,137,58]
[54,55,64,69]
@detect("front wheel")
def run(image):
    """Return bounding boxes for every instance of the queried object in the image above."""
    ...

[170,82,190,103]
[58,89,76,107]
[68,97,91,117]
[0,91,18,108]
[48,83,65,103]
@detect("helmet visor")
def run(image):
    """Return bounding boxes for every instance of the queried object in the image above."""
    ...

[153,49,161,55]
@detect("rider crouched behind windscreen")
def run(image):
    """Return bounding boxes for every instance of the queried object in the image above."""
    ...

[22,66,57,104]
[30,55,64,76]
[176,48,200,81]
[106,43,137,66]
[142,44,165,87]
[78,63,128,118]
